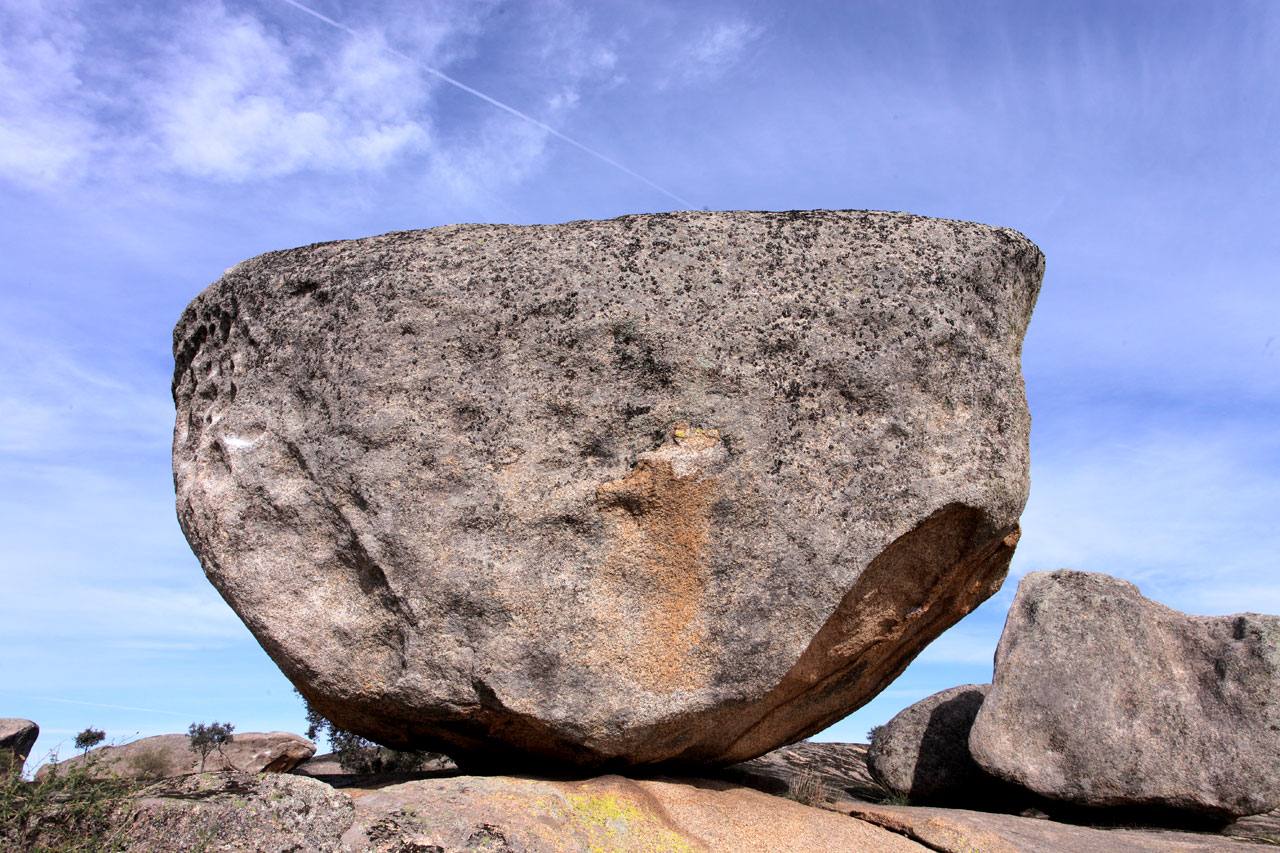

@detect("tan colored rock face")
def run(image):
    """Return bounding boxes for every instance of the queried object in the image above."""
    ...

[846,803,1279,853]
[343,775,927,852]
[173,210,1043,767]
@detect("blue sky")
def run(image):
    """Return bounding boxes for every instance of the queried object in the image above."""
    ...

[2,0,1277,766]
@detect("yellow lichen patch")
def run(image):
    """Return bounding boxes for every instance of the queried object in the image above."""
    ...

[565,791,696,853]
[671,424,720,450]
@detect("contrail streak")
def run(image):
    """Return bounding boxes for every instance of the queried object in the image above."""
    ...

[274,0,695,208]
[4,692,188,717]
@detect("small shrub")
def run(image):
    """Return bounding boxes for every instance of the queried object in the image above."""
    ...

[298,689,431,774]
[187,722,235,772]
[74,728,106,755]
[127,748,170,781]
[788,769,829,807]
[0,750,135,850]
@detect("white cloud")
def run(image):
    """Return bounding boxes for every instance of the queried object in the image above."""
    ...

[0,0,98,188]
[681,19,763,81]
[0,0,622,194]
[149,4,433,181]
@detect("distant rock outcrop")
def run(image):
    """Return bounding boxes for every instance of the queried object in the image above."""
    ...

[868,684,1015,805]
[970,570,1280,820]
[38,731,314,781]
[173,210,1043,768]
[720,740,884,805]
[0,718,38,775]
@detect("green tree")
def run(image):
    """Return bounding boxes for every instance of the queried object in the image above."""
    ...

[187,722,235,772]
[297,690,431,774]
[73,728,105,756]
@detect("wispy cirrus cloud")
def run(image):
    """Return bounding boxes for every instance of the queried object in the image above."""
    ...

[148,3,436,182]
[0,0,98,188]
[685,19,763,77]
[0,0,649,198]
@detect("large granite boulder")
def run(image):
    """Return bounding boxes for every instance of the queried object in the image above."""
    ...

[868,684,1014,805]
[0,718,38,775]
[173,210,1043,767]
[970,570,1280,819]
[38,731,314,780]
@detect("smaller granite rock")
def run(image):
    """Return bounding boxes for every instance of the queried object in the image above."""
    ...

[0,718,39,775]
[970,570,1280,820]
[38,731,314,781]
[1226,809,1280,846]
[868,684,1015,805]
[291,750,456,785]
[846,803,1278,853]
[720,740,884,804]
[112,772,354,852]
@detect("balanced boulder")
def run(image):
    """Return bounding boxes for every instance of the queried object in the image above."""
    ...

[38,731,314,780]
[173,210,1043,767]
[0,718,38,775]
[970,570,1280,819]
[868,684,1012,805]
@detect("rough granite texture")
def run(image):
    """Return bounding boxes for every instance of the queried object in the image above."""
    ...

[846,803,1278,853]
[720,740,884,804]
[342,774,927,852]
[0,718,38,775]
[37,731,315,781]
[173,209,1043,767]
[868,683,1016,805]
[970,570,1280,819]
[110,772,354,852]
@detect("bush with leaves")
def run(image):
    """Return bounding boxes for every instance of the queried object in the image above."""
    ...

[74,728,105,756]
[127,747,170,781]
[1,747,135,850]
[298,690,432,774]
[187,722,235,772]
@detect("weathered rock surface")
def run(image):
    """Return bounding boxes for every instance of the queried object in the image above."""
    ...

[343,774,927,852]
[38,731,314,780]
[174,209,1043,767]
[846,802,1278,852]
[970,570,1280,819]
[292,750,456,785]
[31,770,926,852]
[1226,809,1280,846]
[0,718,38,775]
[111,772,354,852]
[868,683,1016,804]
[720,740,885,804]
